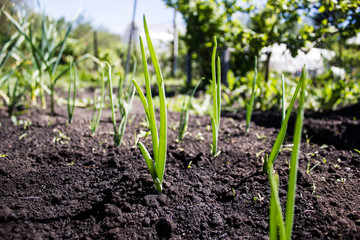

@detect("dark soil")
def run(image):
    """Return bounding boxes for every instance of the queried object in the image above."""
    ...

[0,100,359,239]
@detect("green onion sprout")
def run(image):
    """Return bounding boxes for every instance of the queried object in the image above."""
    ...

[178,79,202,141]
[4,9,73,114]
[264,67,306,172]
[66,54,105,134]
[108,57,136,145]
[132,15,167,193]
[210,36,221,157]
[246,56,258,133]
[67,60,76,124]
[267,66,307,240]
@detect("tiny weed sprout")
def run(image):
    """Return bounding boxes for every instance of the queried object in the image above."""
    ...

[246,56,258,133]
[210,36,221,157]
[178,79,202,141]
[132,16,167,193]
[263,66,307,172]
[267,66,307,240]
[306,159,320,174]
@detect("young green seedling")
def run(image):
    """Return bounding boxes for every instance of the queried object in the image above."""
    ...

[4,9,73,114]
[284,68,306,239]
[117,59,137,144]
[6,74,26,116]
[210,36,221,157]
[263,67,307,172]
[246,56,258,133]
[67,54,105,134]
[108,58,136,145]
[267,66,307,240]
[119,56,137,117]
[67,60,77,124]
[132,15,167,193]
[90,67,105,135]
[178,79,202,141]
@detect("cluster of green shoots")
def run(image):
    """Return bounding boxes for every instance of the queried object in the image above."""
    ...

[4,9,73,115]
[0,8,25,116]
[67,54,106,136]
[264,66,307,240]
[108,59,137,146]
[210,37,221,157]
[67,53,137,142]
[132,16,167,193]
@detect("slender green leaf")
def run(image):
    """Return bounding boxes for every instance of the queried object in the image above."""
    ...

[67,61,76,123]
[106,62,119,142]
[269,166,278,240]
[90,67,105,134]
[211,116,218,156]
[268,166,286,240]
[139,35,158,161]
[132,80,150,120]
[134,16,168,192]
[212,36,217,124]
[266,72,305,171]
[216,56,221,128]
[210,36,221,157]
[285,66,307,239]
[246,56,258,133]
[139,142,158,180]
[51,21,72,77]
[53,66,70,85]
[143,15,167,183]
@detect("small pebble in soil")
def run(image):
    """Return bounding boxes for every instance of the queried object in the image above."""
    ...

[156,217,175,239]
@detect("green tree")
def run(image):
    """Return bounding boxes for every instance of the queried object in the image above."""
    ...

[0,0,27,43]
[164,0,244,82]
[165,0,359,81]
[310,0,360,67]
[245,0,311,82]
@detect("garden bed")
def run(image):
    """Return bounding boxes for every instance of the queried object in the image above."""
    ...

[0,103,359,239]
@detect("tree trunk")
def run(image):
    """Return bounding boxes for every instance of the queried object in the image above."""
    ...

[125,0,138,78]
[186,49,192,86]
[221,47,231,87]
[265,51,272,83]
[93,31,98,71]
[171,9,178,78]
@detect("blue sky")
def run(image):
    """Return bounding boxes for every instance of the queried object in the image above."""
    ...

[33,0,184,36]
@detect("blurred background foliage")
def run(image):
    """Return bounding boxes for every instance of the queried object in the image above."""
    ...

[0,0,359,115]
